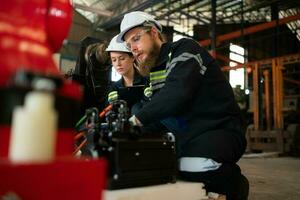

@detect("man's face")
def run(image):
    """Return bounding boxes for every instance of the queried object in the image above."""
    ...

[124,26,159,69]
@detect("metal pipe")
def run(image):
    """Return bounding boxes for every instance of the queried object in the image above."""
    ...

[253,64,259,131]
[199,13,300,46]
[210,0,217,58]
[277,59,284,129]
[263,70,271,130]
[283,77,300,86]
[272,59,278,129]
[221,52,300,71]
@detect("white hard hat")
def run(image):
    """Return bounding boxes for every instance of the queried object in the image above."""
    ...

[117,11,162,42]
[105,34,131,53]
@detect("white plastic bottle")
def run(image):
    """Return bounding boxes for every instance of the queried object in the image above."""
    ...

[9,91,57,163]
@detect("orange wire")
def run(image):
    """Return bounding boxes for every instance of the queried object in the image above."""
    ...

[73,138,87,155]
[73,104,113,155]
[99,104,113,118]
[74,131,85,140]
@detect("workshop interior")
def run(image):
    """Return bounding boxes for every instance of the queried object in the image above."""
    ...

[0,0,299,200]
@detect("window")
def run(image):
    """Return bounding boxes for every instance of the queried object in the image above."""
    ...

[229,43,245,89]
[111,67,121,82]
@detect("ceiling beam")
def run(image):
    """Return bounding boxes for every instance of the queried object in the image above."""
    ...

[156,0,203,20]
[73,3,113,17]
[200,13,300,47]
[97,0,162,30]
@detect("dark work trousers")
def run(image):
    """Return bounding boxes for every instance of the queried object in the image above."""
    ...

[178,129,249,200]
[179,163,249,200]
[143,117,249,199]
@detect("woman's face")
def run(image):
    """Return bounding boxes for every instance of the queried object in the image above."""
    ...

[110,52,134,76]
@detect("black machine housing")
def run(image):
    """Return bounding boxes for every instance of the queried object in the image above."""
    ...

[80,100,177,190]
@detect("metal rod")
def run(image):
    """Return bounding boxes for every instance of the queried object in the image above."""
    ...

[253,63,259,131]
[263,70,271,130]
[277,59,284,129]
[199,13,300,46]
[272,59,278,129]
[283,77,300,86]
[222,52,300,71]
[210,0,217,58]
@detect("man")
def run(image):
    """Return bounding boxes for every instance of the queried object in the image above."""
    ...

[117,11,249,200]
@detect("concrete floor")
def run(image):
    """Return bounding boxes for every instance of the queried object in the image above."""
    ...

[238,156,300,200]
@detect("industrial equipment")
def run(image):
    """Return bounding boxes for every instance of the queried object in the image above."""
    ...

[75,100,177,189]
[233,54,300,154]
[0,0,82,158]
[0,1,107,200]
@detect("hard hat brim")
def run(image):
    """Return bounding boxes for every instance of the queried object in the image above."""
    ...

[106,34,131,53]
[117,11,162,43]
[116,24,141,43]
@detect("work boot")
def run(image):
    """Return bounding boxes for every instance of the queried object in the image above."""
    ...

[178,163,249,200]
[205,164,249,200]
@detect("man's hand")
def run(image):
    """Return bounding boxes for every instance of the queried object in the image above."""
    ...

[129,115,143,126]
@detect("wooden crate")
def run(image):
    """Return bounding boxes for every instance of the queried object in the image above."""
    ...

[246,129,291,153]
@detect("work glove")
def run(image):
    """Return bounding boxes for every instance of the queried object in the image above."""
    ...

[108,91,118,103]
[144,86,153,98]
[129,115,142,127]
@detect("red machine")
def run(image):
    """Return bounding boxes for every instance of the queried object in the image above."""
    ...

[0,1,107,199]
[0,0,80,157]
[0,158,107,200]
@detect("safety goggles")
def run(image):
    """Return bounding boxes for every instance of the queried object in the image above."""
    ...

[125,28,151,50]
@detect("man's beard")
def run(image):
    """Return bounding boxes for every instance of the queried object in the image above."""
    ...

[136,42,160,76]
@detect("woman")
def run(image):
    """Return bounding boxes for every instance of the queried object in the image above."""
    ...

[105,34,149,113]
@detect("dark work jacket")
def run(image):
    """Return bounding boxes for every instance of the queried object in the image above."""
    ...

[107,69,148,109]
[135,38,246,159]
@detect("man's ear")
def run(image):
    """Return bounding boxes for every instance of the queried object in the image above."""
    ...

[150,26,159,38]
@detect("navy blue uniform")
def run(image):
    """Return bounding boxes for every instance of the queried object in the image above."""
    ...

[107,69,148,113]
[135,38,248,200]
